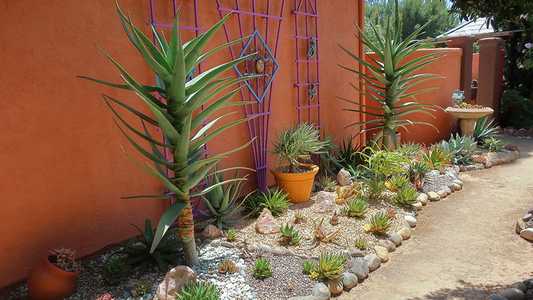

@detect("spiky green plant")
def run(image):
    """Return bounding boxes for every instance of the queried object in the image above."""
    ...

[342,196,369,218]
[365,211,392,235]
[396,143,423,158]
[303,260,317,275]
[473,117,499,144]
[339,0,441,149]
[279,223,301,246]
[317,175,337,192]
[481,137,504,152]
[393,185,418,207]
[366,149,410,179]
[440,134,477,165]
[354,238,368,250]
[364,177,386,201]
[385,175,410,192]
[253,258,272,279]
[225,228,237,242]
[408,160,430,189]
[202,171,252,229]
[81,6,257,265]
[422,145,452,171]
[313,252,347,281]
[336,137,365,169]
[176,282,220,300]
[257,188,290,217]
[273,123,327,172]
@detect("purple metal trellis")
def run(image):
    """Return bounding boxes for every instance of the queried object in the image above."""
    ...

[215,0,286,191]
[293,0,320,128]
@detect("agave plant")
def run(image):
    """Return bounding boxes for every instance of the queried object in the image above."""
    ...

[201,171,252,229]
[338,0,441,149]
[81,6,256,265]
[440,134,477,165]
[473,117,499,144]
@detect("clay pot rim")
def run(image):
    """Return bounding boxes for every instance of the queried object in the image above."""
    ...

[45,256,80,277]
[271,164,319,176]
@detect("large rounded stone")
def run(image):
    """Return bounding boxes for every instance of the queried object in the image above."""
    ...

[156,266,197,300]
[342,272,358,291]
[365,254,381,272]
[312,282,331,300]
[413,202,423,210]
[450,183,462,191]
[374,246,389,263]
[523,213,533,222]
[417,193,428,205]
[520,228,533,242]
[202,224,222,240]
[488,294,507,300]
[437,189,448,198]
[348,258,369,281]
[404,215,417,228]
[378,239,396,252]
[398,227,412,240]
[312,191,336,213]
[255,208,280,234]
[337,168,353,186]
[500,287,526,300]
[388,232,402,247]
[427,191,440,202]
[516,219,526,234]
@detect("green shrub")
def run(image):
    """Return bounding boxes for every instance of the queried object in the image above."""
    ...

[311,252,347,281]
[473,117,499,144]
[342,196,368,218]
[422,145,452,171]
[367,149,410,179]
[481,137,504,152]
[253,258,272,279]
[393,185,418,207]
[501,89,533,128]
[396,143,423,158]
[364,177,386,201]
[336,138,366,170]
[279,224,301,246]
[440,134,477,165]
[245,188,289,217]
[365,212,392,235]
[408,160,430,188]
[176,282,220,300]
[303,260,316,275]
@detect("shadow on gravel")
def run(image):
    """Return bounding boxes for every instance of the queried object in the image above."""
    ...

[407,279,527,300]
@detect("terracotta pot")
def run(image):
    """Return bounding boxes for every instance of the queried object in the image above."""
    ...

[271,164,319,203]
[28,256,78,300]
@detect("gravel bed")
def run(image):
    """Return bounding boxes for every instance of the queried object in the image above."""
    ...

[238,197,409,258]
[245,254,315,300]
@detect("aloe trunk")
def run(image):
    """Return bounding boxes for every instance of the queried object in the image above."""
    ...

[81,5,255,266]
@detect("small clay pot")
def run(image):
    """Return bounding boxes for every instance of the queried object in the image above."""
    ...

[271,164,319,203]
[28,256,79,300]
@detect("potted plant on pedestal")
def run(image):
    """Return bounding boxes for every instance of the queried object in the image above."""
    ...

[272,123,326,203]
[28,248,80,299]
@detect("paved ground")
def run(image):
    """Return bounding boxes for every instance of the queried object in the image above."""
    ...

[341,136,533,300]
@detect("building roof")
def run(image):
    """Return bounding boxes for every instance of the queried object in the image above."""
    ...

[438,18,495,38]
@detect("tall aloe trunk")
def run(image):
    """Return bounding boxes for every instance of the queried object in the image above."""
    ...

[177,202,198,265]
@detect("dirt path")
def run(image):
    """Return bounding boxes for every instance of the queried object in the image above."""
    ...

[340,136,533,300]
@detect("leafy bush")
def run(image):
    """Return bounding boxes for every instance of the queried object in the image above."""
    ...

[123,219,179,271]
[440,134,477,165]
[393,185,418,207]
[501,89,533,129]
[310,252,347,281]
[385,175,410,192]
[253,258,272,279]
[279,224,301,246]
[365,212,392,235]
[176,282,220,300]
[482,137,504,152]
[245,188,289,217]
[273,123,326,172]
[366,149,409,179]
[342,196,368,218]
[303,260,316,275]
[473,117,499,144]
[354,238,368,250]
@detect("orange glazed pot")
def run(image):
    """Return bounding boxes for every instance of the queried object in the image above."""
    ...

[28,257,78,300]
[272,164,319,203]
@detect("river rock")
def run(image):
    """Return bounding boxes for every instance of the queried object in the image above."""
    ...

[404,215,417,228]
[378,239,396,252]
[348,257,369,281]
[520,228,533,242]
[155,266,196,300]
[312,191,336,213]
[500,287,526,300]
[523,213,532,222]
[485,150,520,168]
[342,272,358,291]
[202,225,222,240]
[398,227,411,240]
[413,202,423,210]
[365,254,381,272]
[388,233,402,247]
[337,168,353,186]
[437,190,448,198]
[427,191,440,201]
[255,208,279,234]
[451,183,462,191]
[417,193,428,205]
[312,282,331,300]
[374,246,389,263]
[516,219,527,234]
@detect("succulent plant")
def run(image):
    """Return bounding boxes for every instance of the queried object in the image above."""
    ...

[131,280,151,298]
[293,210,306,224]
[218,259,239,274]
[393,185,418,207]
[246,188,289,217]
[364,177,386,201]
[354,238,368,250]
[49,248,79,273]
[342,196,368,218]
[279,223,301,246]
[365,211,392,235]
[397,143,423,158]
[303,260,317,275]
[422,145,452,171]
[253,258,272,279]
[102,254,130,285]
[313,252,347,281]
[176,282,220,300]
[225,228,237,242]
[385,175,410,192]
[473,117,499,144]
[408,160,430,189]
[440,134,477,165]
[318,175,337,192]
[481,137,504,152]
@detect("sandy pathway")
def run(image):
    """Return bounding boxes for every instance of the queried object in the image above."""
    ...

[340,137,533,300]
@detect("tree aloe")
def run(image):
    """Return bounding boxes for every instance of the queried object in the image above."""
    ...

[339,0,441,149]
[81,5,256,265]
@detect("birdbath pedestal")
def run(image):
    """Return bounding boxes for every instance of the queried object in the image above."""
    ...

[445,107,494,136]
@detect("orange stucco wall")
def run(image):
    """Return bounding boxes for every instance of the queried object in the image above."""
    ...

[365,48,463,145]
[0,0,362,287]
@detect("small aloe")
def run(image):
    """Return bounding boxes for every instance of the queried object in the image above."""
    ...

[393,185,418,207]
[365,211,392,235]
[279,223,301,246]
[253,258,272,279]
[342,196,368,218]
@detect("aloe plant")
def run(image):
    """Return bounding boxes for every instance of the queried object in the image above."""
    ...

[81,5,256,265]
[338,0,441,149]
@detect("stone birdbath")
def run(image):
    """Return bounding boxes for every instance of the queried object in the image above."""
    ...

[445,106,494,136]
